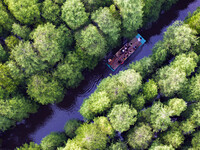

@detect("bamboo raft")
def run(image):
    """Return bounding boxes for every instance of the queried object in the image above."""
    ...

[107,34,146,71]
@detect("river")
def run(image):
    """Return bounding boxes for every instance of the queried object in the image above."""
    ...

[1,0,200,149]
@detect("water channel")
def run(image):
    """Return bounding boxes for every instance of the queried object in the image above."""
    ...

[1,0,200,149]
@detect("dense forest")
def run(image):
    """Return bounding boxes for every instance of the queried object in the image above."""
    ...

[1,0,200,149]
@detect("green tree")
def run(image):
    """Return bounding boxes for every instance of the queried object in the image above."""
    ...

[61,0,89,30]
[109,141,128,150]
[64,119,82,138]
[131,94,145,110]
[5,35,20,50]
[12,23,31,40]
[108,103,137,132]
[42,0,61,24]
[63,139,86,150]
[113,0,143,38]
[16,142,42,150]
[75,24,107,69]
[180,120,196,135]
[142,79,158,102]
[162,0,179,11]
[27,74,64,105]
[0,116,15,132]
[149,145,175,150]
[10,41,47,76]
[191,131,200,149]
[163,21,198,55]
[168,98,187,116]
[91,7,121,48]
[41,132,67,150]
[4,0,41,25]
[127,123,153,149]
[82,0,112,12]
[0,44,8,62]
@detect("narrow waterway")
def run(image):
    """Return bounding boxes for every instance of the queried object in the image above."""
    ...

[1,0,200,149]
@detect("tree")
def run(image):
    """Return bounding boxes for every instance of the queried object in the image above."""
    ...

[129,57,155,79]
[142,79,158,102]
[41,132,67,150]
[156,66,187,97]
[75,24,108,69]
[64,119,82,138]
[27,73,64,105]
[150,101,172,132]
[0,116,15,132]
[168,98,187,116]
[10,41,47,76]
[0,95,38,121]
[4,0,41,25]
[12,23,31,40]
[16,142,42,150]
[162,0,179,11]
[82,0,112,12]
[127,123,153,149]
[149,145,175,150]
[91,7,121,48]
[131,94,145,110]
[79,91,111,120]
[113,0,143,38]
[0,44,8,62]
[32,23,66,66]
[5,35,20,50]
[191,131,200,149]
[180,120,196,135]
[108,103,137,132]
[109,141,128,150]
[42,0,61,24]
[63,139,86,150]
[61,0,89,30]
[163,21,198,55]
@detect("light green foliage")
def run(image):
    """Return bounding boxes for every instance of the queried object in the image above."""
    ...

[150,102,172,132]
[80,91,111,120]
[42,0,61,24]
[149,145,175,150]
[64,119,82,138]
[5,35,20,50]
[108,103,137,132]
[142,79,158,102]
[0,44,7,62]
[171,52,198,76]
[163,21,198,55]
[180,120,196,135]
[91,7,121,48]
[74,123,109,150]
[142,0,164,26]
[12,23,31,40]
[82,0,112,12]
[16,142,42,150]
[127,123,153,149]
[0,1,14,31]
[156,66,187,97]
[11,41,47,76]
[191,132,200,149]
[113,0,143,38]
[109,141,128,150]
[63,139,86,150]
[32,23,67,66]
[4,0,41,24]
[0,95,38,121]
[61,0,89,30]
[168,98,187,116]
[129,57,155,78]
[53,0,66,5]
[131,94,145,110]
[41,132,67,150]
[151,41,169,67]
[93,117,114,137]
[27,74,64,105]
[75,24,107,69]
[0,116,15,132]
[53,52,84,88]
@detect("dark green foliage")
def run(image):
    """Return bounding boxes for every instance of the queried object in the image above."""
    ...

[27,74,64,105]
[82,0,112,12]
[0,116,15,132]
[61,0,89,30]
[4,0,41,25]
[162,0,179,11]
[42,0,61,24]
[129,57,155,79]
[12,23,31,40]
[108,103,137,132]
[64,119,82,138]
[5,35,20,50]
[16,142,42,150]
[191,131,200,149]
[142,79,158,102]
[91,7,121,48]
[41,132,67,150]
[127,123,153,149]
[75,24,108,69]
[0,44,8,62]
[109,141,128,150]
[131,94,145,110]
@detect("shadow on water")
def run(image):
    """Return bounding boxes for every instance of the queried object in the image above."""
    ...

[0,0,200,149]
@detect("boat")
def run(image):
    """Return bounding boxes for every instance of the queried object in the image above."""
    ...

[106,34,146,71]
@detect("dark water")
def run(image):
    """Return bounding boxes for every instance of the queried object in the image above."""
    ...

[1,0,200,149]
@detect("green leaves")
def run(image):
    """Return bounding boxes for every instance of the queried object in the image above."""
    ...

[64,119,82,138]
[168,98,187,116]
[61,0,89,30]
[12,23,31,40]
